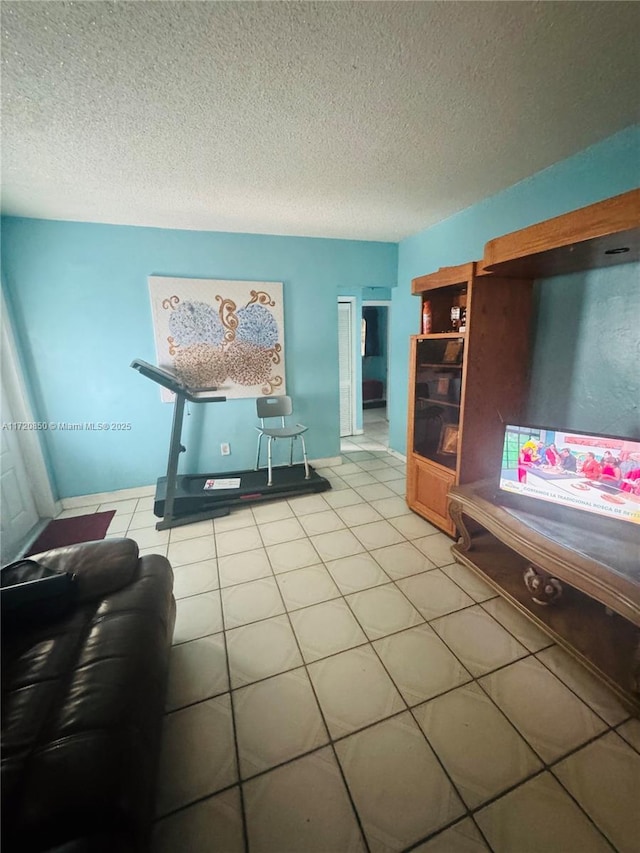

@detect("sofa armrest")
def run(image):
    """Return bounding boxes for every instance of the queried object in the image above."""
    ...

[33,538,140,603]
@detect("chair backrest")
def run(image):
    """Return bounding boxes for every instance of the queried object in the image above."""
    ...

[257,395,293,421]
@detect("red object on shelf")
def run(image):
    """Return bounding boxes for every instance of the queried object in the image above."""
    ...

[422,301,432,335]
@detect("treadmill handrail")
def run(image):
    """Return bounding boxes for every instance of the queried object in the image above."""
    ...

[131,359,226,403]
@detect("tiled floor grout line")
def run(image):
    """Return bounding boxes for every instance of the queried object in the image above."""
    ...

[162,638,529,723]
[212,546,251,853]
[401,815,489,853]
[614,723,640,757]
[174,565,527,692]
[141,460,627,735]
[469,587,634,731]
[421,593,630,850]
[327,578,493,849]
[153,778,246,825]
[321,463,635,733]
[179,530,487,655]
[235,622,618,843]
[252,469,388,849]
[169,593,573,712]
[545,765,621,852]
[276,615,374,852]
[155,461,543,846]
[423,588,637,822]
[70,445,635,850]
[234,462,464,850]
[162,545,632,849]
[342,577,555,850]
[244,513,374,853]
[427,603,627,734]
[461,680,617,847]
[402,700,622,852]
[156,665,618,853]
[236,497,370,843]
[401,813,492,853]
[532,652,633,728]
[183,512,524,847]
[110,462,633,750]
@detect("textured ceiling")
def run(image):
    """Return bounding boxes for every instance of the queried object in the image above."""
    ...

[2,1,639,241]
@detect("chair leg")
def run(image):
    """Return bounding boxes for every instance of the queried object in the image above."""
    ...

[267,436,273,486]
[289,438,294,467]
[255,433,263,471]
[300,435,310,480]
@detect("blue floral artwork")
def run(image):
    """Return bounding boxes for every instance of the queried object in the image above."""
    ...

[236,304,279,349]
[148,278,285,401]
[168,301,225,347]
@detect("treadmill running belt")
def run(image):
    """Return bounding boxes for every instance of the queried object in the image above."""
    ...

[154,464,330,517]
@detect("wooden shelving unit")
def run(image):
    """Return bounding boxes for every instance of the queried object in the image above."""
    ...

[406,187,640,536]
[482,187,640,278]
[406,187,640,707]
[407,263,532,535]
[448,482,640,712]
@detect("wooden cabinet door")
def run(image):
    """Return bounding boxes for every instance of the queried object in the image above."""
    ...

[407,454,456,536]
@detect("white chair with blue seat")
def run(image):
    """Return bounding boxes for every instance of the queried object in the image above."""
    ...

[255,396,310,486]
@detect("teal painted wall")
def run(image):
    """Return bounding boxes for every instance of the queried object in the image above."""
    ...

[1,220,396,498]
[4,126,637,501]
[391,125,640,454]
[529,265,639,437]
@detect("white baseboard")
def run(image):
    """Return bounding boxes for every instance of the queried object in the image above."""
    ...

[61,484,156,510]
[386,448,406,462]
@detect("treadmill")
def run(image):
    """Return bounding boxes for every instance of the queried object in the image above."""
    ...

[131,359,331,530]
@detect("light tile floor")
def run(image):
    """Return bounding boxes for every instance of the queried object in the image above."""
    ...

[341,406,389,454]
[62,413,639,852]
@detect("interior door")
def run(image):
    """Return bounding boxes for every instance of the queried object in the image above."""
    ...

[1,380,40,562]
[338,300,354,437]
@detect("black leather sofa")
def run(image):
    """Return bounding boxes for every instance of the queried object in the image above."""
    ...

[1,538,175,853]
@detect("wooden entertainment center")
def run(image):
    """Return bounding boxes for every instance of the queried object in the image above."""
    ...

[449,481,640,713]
[407,188,640,711]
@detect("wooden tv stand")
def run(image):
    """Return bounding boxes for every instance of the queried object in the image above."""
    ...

[448,481,640,715]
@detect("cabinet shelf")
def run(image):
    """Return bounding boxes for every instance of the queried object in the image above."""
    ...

[408,262,532,536]
[418,332,466,340]
[482,188,640,278]
[416,397,460,409]
[418,363,464,369]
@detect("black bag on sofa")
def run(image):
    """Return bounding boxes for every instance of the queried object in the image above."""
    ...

[1,559,78,629]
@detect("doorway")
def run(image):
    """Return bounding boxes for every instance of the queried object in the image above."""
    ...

[1,378,40,562]
[362,303,388,410]
[337,297,391,448]
[338,298,357,437]
[1,291,56,561]
[361,301,390,448]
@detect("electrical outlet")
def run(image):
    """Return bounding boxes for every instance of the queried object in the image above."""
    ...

[220,442,231,456]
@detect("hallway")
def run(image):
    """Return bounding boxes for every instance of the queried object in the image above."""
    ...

[341,407,389,454]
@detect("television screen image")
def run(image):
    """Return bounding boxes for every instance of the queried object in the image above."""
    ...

[499,425,640,526]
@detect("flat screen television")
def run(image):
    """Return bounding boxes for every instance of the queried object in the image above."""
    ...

[498,424,640,526]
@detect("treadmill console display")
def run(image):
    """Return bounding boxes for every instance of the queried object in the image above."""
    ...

[130,359,224,402]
